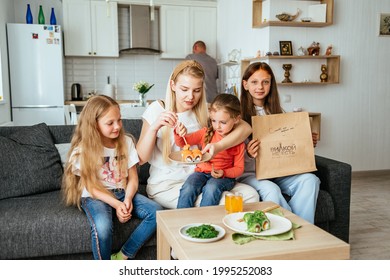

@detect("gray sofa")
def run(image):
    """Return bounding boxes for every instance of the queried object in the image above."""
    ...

[0,119,351,259]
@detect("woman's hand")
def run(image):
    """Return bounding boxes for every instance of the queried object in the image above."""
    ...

[312,132,318,148]
[150,111,178,132]
[174,122,187,137]
[202,142,220,158]
[246,139,260,158]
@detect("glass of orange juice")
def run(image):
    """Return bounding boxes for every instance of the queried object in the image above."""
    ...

[231,192,243,213]
[224,193,233,213]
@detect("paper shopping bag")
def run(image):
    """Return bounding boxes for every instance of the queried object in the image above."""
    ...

[252,112,317,180]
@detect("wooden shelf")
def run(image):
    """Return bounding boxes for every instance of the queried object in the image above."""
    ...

[218,61,239,67]
[241,55,340,85]
[253,0,334,28]
[309,112,321,140]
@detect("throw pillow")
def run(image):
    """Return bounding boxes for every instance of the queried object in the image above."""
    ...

[55,143,71,167]
[0,123,63,200]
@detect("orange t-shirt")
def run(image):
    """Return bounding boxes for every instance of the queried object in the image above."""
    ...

[174,127,245,178]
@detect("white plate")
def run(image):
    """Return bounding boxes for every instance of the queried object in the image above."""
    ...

[222,212,292,236]
[169,151,212,165]
[179,223,226,243]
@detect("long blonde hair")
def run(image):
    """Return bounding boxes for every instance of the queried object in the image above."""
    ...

[161,60,208,162]
[62,95,128,209]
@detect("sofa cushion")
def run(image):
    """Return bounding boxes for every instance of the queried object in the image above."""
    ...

[0,190,156,259]
[0,123,63,200]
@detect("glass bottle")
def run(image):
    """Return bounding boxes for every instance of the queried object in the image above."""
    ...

[26,4,33,24]
[38,5,45,24]
[50,8,57,25]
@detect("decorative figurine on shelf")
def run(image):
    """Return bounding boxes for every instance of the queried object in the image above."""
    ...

[307,41,320,56]
[297,46,307,56]
[320,64,328,83]
[325,45,333,56]
[282,64,293,83]
[256,50,261,58]
[276,8,300,22]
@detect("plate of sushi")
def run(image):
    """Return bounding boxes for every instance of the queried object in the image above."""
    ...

[222,210,292,236]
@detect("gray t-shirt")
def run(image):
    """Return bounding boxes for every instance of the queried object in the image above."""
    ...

[185,53,219,103]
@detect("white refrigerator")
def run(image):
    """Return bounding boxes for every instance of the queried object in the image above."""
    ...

[7,23,65,126]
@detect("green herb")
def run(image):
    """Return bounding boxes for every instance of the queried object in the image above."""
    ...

[186,224,219,239]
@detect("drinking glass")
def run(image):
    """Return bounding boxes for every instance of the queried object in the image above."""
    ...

[224,193,233,214]
[232,192,243,212]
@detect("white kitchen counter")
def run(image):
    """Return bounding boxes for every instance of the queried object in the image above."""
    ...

[65,99,151,119]
[119,103,146,119]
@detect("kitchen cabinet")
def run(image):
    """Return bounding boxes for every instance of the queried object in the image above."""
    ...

[253,0,334,28]
[63,0,119,57]
[160,5,217,59]
[241,55,340,85]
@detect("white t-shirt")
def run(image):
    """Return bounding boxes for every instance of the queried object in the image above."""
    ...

[70,135,139,197]
[142,101,202,185]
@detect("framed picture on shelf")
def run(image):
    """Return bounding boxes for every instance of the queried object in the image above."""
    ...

[279,41,293,56]
[379,13,390,36]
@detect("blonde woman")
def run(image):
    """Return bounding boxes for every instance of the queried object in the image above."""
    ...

[62,95,162,260]
[137,60,259,209]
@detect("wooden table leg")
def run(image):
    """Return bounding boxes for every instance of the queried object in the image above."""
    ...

[157,225,171,260]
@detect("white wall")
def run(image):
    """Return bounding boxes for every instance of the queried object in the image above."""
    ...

[217,0,390,172]
[2,0,390,171]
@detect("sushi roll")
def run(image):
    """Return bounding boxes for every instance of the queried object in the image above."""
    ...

[243,210,271,232]
[181,150,193,162]
[192,149,202,162]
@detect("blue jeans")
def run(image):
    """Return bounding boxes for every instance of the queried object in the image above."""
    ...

[81,189,163,260]
[238,173,320,223]
[177,172,235,208]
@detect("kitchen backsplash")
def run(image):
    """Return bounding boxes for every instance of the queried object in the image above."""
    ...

[64,55,179,101]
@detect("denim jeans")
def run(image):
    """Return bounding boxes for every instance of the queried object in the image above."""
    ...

[177,172,235,208]
[238,173,320,223]
[81,189,163,260]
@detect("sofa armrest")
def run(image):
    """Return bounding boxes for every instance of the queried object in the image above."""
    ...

[314,155,352,243]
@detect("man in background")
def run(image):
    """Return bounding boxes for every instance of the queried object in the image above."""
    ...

[186,41,219,103]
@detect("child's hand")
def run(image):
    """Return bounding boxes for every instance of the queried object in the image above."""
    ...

[246,139,260,158]
[116,201,131,223]
[211,169,224,178]
[211,163,224,178]
[174,121,187,137]
[124,197,134,214]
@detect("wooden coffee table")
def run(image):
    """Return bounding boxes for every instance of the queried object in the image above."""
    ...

[156,201,350,260]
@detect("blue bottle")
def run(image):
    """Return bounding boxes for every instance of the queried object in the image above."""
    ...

[50,8,57,25]
[26,4,33,24]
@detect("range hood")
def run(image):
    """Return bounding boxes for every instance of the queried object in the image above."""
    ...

[119,5,161,55]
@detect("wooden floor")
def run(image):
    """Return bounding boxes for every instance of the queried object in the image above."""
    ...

[349,170,390,259]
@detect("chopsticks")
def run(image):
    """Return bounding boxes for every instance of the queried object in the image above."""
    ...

[261,205,280,213]
[236,205,280,222]
[182,136,188,146]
